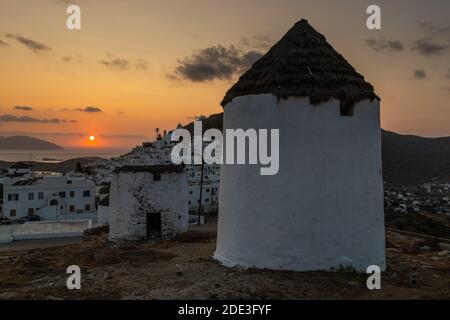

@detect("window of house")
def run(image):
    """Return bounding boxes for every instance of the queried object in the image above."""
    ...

[188,201,191,205]
[69,205,75,213]
[83,190,91,197]
[28,193,34,200]
[59,191,66,198]
[205,198,210,202]
[70,191,75,198]
[38,192,44,200]
[85,204,91,211]
[206,188,210,193]
[189,191,193,194]
[8,194,19,201]
[10,209,16,217]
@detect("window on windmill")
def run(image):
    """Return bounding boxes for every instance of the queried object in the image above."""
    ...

[340,103,355,117]
[153,173,161,181]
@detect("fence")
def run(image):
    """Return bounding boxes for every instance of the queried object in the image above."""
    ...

[0,220,92,243]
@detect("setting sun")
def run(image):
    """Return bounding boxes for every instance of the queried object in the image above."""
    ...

[89,135,96,141]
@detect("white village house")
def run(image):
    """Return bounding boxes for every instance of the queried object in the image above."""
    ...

[108,165,189,241]
[2,175,96,220]
[215,19,386,272]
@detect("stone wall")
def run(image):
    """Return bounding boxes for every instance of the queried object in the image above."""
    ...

[109,167,188,241]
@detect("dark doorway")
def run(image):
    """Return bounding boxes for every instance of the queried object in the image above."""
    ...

[146,212,161,240]
[28,208,34,216]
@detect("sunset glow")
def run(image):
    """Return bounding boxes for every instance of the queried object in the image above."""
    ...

[0,0,449,150]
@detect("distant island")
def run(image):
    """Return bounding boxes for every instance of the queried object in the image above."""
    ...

[0,136,63,150]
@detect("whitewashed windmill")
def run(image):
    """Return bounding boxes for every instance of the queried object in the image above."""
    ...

[214,19,385,272]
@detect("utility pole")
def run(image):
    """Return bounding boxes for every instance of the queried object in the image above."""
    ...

[197,159,204,226]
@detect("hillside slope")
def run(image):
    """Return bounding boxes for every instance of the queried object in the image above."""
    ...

[381,130,450,184]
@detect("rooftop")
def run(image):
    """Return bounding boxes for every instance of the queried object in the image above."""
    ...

[10,162,32,170]
[114,165,185,174]
[221,19,379,111]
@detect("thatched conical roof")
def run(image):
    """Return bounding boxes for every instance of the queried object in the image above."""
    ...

[221,19,379,110]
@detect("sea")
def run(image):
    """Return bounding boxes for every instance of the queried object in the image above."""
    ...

[0,148,131,163]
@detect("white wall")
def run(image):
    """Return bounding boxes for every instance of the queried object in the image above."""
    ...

[215,94,385,272]
[188,183,219,212]
[108,170,189,241]
[97,205,110,226]
[3,177,96,220]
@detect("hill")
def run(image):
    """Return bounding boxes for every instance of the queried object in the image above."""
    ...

[184,113,450,185]
[0,136,63,150]
[30,157,104,173]
[381,130,450,184]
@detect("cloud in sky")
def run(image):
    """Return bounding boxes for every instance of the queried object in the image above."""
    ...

[99,57,130,70]
[418,21,450,39]
[366,37,404,52]
[14,106,33,111]
[412,38,448,56]
[135,58,150,71]
[413,69,426,79]
[0,114,76,123]
[172,45,263,82]
[100,56,150,71]
[75,106,102,113]
[442,87,450,94]
[5,33,51,53]
[0,39,8,47]
[61,54,83,63]
[0,131,147,139]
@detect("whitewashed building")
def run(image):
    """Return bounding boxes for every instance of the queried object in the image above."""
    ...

[89,130,221,214]
[215,19,385,272]
[188,183,219,212]
[2,176,96,221]
[108,165,189,241]
[0,162,33,186]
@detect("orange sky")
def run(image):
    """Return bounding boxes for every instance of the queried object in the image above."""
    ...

[0,0,449,148]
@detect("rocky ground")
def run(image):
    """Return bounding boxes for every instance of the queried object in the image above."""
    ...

[0,218,449,300]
